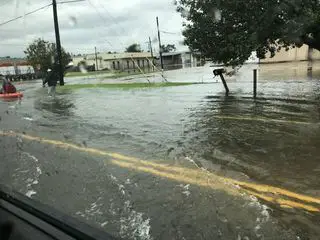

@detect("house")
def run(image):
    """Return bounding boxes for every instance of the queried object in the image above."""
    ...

[72,52,155,72]
[0,57,35,80]
[260,44,320,63]
[160,51,204,70]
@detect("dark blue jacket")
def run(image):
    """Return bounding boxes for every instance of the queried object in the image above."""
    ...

[43,64,60,87]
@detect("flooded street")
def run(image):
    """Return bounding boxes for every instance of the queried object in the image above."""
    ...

[0,62,320,239]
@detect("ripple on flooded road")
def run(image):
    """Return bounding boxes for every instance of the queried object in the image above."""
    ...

[2,64,320,239]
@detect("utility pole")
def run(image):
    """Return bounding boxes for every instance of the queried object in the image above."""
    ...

[52,0,64,86]
[156,17,164,70]
[148,36,154,71]
[148,37,153,58]
[94,47,98,71]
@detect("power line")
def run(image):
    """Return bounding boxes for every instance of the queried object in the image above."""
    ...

[86,0,115,49]
[57,0,86,4]
[160,30,181,35]
[0,3,52,27]
[97,2,128,38]
[93,1,147,51]
[0,0,11,8]
[0,43,29,46]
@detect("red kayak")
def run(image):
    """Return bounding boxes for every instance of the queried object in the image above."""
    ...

[0,92,23,98]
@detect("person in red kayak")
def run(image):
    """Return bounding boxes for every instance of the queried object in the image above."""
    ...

[0,74,16,94]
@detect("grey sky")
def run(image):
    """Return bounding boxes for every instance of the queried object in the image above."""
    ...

[0,0,187,57]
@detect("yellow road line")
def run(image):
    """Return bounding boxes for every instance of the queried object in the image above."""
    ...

[111,158,320,212]
[228,179,320,205]
[1,130,319,212]
[213,115,316,125]
[243,190,320,212]
[110,159,239,196]
[107,155,320,205]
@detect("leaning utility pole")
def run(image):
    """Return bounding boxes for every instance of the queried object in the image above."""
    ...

[94,47,98,71]
[156,17,164,70]
[52,0,64,86]
[148,36,155,71]
[148,37,154,58]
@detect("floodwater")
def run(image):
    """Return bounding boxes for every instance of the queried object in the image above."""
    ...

[0,61,320,239]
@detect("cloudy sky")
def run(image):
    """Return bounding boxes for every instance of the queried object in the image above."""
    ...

[0,0,188,57]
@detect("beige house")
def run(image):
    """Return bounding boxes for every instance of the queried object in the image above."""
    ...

[72,52,155,72]
[161,51,203,70]
[260,44,320,63]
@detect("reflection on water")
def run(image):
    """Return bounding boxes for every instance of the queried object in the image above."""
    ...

[185,94,320,187]
[258,61,320,81]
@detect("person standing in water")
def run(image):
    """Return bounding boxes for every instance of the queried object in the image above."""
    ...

[0,74,16,94]
[43,62,59,97]
[42,59,73,97]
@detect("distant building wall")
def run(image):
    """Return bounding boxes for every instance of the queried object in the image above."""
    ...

[311,49,320,60]
[161,51,203,70]
[72,52,154,72]
[0,57,34,76]
[259,44,320,63]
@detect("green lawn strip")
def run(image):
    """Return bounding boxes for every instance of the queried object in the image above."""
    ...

[58,82,197,91]
[65,70,111,77]
[65,71,155,78]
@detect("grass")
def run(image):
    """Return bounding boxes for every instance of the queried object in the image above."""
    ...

[102,71,149,79]
[58,82,197,91]
[65,70,111,77]
[65,70,152,78]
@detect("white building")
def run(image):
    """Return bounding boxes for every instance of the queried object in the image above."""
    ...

[160,51,203,70]
[72,52,155,72]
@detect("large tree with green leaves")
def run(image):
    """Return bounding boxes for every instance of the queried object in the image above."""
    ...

[24,38,71,74]
[125,43,142,52]
[175,0,320,66]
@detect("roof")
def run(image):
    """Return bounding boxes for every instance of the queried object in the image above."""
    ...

[161,51,201,57]
[73,52,153,61]
[0,57,26,60]
[0,57,28,65]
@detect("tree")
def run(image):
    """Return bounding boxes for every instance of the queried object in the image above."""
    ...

[161,44,177,53]
[125,43,142,52]
[24,38,71,74]
[175,0,320,66]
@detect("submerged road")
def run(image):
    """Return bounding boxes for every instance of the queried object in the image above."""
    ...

[1,63,320,239]
[0,126,307,240]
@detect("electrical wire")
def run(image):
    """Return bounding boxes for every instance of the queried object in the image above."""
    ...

[58,0,86,4]
[160,30,181,35]
[85,0,115,49]
[88,0,164,80]
[0,0,11,8]
[0,3,52,27]
[97,2,129,39]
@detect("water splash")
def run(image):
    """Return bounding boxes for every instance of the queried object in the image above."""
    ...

[79,63,88,74]
[180,8,190,18]
[120,203,152,240]
[214,9,222,22]
[178,184,191,197]
[17,152,42,199]
[23,117,33,121]
[68,16,77,27]
[109,175,153,240]
[26,190,36,198]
